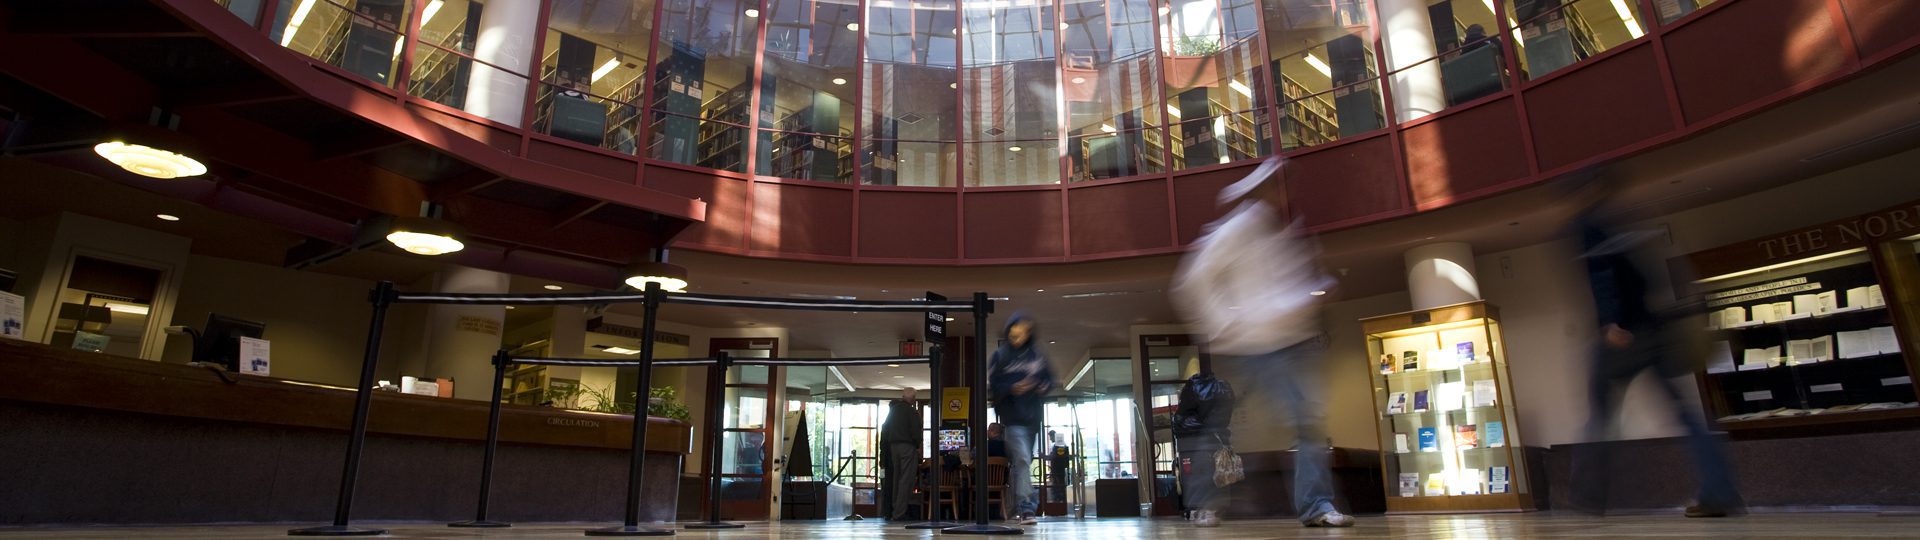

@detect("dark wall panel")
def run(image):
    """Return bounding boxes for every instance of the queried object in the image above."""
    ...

[1285,136,1402,229]
[527,139,638,184]
[1840,0,1920,60]
[857,191,959,260]
[1665,0,1849,124]
[749,183,854,257]
[1173,163,1263,244]
[1524,46,1672,171]
[964,191,1064,260]
[643,167,750,250]
[1069,180,1173,255]
[1403,97,1530,205]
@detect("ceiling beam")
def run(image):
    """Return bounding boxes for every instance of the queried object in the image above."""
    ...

[549,199,608,232]
[171,77,302,109]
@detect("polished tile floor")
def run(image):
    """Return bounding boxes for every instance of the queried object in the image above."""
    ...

[4,513,1917,539]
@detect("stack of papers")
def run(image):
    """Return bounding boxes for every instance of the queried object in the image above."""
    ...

[1741,347,1781,370]
[1707,341,1737,374]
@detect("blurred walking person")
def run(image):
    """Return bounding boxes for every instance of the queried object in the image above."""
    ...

[1171,157,1352,528]
[1570,189,1744,518]
[989,313,1055,526]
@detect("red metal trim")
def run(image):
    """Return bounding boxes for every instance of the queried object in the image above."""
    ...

[1823,0,1864,71]
[1638,0,1691,132]
[1513,28,1655,90]
[748,174,859,190]
[527,130,646,163]
[746,0,772,180]
[393,0,426,97]
[517,0,555,159]
[405,91,532,132]
[643,158,759,181]
[634,0,673,176]
[1655,0,1740,32]
[850,0,869,189]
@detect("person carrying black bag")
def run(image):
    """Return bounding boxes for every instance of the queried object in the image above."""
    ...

[1172,371,1236,527]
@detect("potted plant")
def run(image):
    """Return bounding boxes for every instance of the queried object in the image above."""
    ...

[546,384,693,423]
[1165,35,1223,88]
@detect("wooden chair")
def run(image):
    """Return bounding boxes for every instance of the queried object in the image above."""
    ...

[926,459,965,521]
[985,457,1010,520]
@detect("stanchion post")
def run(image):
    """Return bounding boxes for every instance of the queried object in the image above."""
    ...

[688,351,745,530]
[450,350,513,528]
[945,292,1020,535]
[587,282,674,537]
[909,341,958,529]
[289,281,395,537]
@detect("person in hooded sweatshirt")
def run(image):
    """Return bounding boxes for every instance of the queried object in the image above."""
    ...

[988,313,1055,526]
[1171,157,1353,528]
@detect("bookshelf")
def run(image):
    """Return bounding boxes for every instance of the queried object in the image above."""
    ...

[696,86,752,172]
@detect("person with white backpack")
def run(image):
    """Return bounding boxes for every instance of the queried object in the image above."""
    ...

[1170,157,1354,528]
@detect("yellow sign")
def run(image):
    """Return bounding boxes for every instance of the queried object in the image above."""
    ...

[942,387,969,420]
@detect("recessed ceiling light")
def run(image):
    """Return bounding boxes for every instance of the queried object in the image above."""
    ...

[893,375,905,379]
[1036,289,1045,292]
[1071,77,1086,84]
[1309,290,1327,296]
[847,22,860,31]
[887,364,901,368]
[1009,146,1023,152]
[946,317,955,322]
[831,77,847,85]
[504,306,516,310]
[155,214,180,221]
[950,83,958,89]
[544,285,564,291]
[385,216,466,256]
[1049,340,1057,344]
[744,8,759,17]
[602,346,642,355]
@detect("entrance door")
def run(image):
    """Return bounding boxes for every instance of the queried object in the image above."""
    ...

[710,338,779,520]
[1139,334,1209,516]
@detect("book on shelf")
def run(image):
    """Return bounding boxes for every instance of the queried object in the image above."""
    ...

[1472,379,1498,408]
[1387,392,1409,414]
[1485,421,1506,447]
[1399,473,1420,497]
[1455,424,1478,450]
[1413,390,1430,412]
[1402,350,1420,371]
[1456,342,1476,363]
[1380,353,1397,375]
[1395,433,1411,453]
[1423,475,1446,497]
[1417,427,1439,452]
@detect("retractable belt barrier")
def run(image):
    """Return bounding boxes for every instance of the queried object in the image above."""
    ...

[289,281,1007,537]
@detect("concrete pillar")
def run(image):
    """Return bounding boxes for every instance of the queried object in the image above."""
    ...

[422,265,509,400]
[1404,242,1480,310]
[541,305,589,401]
[1376,0,1446,123]
[462,0,542,125]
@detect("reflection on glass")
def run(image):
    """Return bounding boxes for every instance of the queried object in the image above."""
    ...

[1651,0,1714,23]
[964,0,1062,186]
[863,0,959,186]
[274,0,412,86]
[533,0,654,153]
[729,363,772,385]
[1266,0,1383,150]
[725,386,769,428]
[721,430,771,474]
[1506,0,1646,81]
[1424,0,1509,106]
[1162,0,1269,169]
[758,0,859,181]
[650,0,760,170]
[1065,0,1164,181]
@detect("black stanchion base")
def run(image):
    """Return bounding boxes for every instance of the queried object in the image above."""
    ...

[448,520,512,528]
[942,524,1024,535]
[584,525,675,536]
[685,521,746,530]
[287,525,387,536]
[907,521,962,530]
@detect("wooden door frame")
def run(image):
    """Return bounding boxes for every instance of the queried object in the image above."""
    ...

[703,337,781,521]
[1136,334,1211,516]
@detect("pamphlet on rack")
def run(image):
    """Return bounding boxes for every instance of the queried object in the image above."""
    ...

[1456,342,1476,363]
[1485,422,1506,447]
[1418,427,1439,452]
[1399,473,1420,497]
[1838,329,1876,359]
[0,291,23,340]
[238,337,271,376]
[1401,350,1421,372]
[1414,390,1430,412]
[1387,392,1409,414]
[1395,433,1411,453]
[1872,326,1901,355]
[1706,341,1737,373]
[1455,424,1479,450]
[1472,379,1498,408]
[1424,475,1446,497]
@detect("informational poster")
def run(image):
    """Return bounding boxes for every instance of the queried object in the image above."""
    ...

[239,337,271,376]
[72,331,110,353]
[0,291,24,340]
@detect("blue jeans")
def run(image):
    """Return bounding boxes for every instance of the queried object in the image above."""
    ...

[1234,337,1338,523]
[1004,423,1039,516]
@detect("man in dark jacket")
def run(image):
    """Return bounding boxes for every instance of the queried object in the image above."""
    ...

[1173,372,1235,527]
[988,313,1055,525]
[1572,204,1744,518]
[880,387,924,520]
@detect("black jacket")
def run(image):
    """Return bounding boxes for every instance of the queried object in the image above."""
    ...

[1172,372,1235,452]
[880,399,923,445]
[988,313,1056,429]
[1579,214,1654,332]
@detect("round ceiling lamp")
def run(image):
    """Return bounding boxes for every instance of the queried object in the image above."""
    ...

[385,215,466,256]
[625,261,690,293]
[93,141,207,179]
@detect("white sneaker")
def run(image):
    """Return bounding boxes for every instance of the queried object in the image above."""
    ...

[1305,510,1354,528]
[1020,514,1038,526]
[1194,510,1220,527]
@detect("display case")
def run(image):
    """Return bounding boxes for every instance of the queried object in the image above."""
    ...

[1360,301,1532,513]
[1677,200,1920,433]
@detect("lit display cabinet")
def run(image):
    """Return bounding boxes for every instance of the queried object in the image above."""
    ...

[1677,201,1920,433]
[1360,301,1533,513]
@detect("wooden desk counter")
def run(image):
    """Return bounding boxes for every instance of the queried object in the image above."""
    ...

[0,339,692,525]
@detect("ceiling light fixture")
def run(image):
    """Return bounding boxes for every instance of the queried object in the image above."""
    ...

[744,8,760,17]
[544,285,565,291]
[1609,0,1645,39]
[420,0,446,24]
[950,83,958,89]
[946,317,956,322]
[155,214,180,222]
[281,0,319,46]
[1036,289,1045,292]
[848,22,860,31]
[104,302,150,316]
[1309,290,1327,296]
[893,375,906,379]
[385,216,466,256]
[831,77,848,85]
[602,346,642,355]
[887,363,901,368]
[624,261,690,293]
[93,141,207,179]
[1009,145,1023,152]
[1071,77,1087,84]
[591,57,622,83]
[1100,123,1117,133]
[1303,53,1332,77]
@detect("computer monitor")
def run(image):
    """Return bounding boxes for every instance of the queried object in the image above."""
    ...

[195,314,266,372]
[939,428,968,452]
